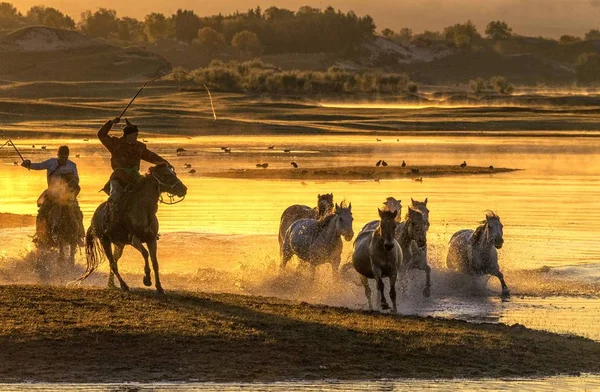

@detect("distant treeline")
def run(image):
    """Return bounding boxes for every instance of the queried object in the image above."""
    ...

[175,60,417,94]
[0,3,374,55]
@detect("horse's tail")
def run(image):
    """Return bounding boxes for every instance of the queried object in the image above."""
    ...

[73,225,105,284]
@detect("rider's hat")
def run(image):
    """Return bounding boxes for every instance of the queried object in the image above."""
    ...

[123,118,139,135]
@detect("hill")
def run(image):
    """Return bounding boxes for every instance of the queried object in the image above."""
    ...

[0,26,171,81]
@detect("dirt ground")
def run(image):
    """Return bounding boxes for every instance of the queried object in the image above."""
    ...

[0,285,598,383]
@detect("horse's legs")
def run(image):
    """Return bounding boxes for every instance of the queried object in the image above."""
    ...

[494,271,510,297]
[100,237,128,291]
[68,242,77,267]
[109,244,125,289]
[147,238,164,294]
[372,266,389,310]
[360,275,373,311]
[389,269,398,313]
[422,264,431,298]
[280,241,294,271]
[130,236,151,287]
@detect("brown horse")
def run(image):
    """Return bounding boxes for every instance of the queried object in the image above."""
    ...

[34,176,82,266]
[278,193,334,259]
[77,163,187,293]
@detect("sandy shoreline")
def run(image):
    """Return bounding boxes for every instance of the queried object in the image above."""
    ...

[0,285,598,383]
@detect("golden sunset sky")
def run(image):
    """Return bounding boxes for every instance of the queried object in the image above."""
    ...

[9,0,600,37]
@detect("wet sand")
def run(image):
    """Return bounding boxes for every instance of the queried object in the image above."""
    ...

[0,213,35,229]
[0,285,598,383]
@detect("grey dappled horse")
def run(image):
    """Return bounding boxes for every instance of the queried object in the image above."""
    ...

[363,202,430,297]
[281,202,354,277]
[446,211,509,297]
[77,163,187,294]
[352,209,402,312]
[278,193,334,259]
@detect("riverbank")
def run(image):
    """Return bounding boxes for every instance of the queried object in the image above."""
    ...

[0,285,598,383]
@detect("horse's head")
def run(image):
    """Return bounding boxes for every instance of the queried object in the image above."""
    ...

[148,163,188,197]
[407,207,427,248]
[335,202,354,241]
[383,197,402,221]
[411,197,430,230]
[317,193,334,218]
[485,211,504,249]
[378,208,398,252]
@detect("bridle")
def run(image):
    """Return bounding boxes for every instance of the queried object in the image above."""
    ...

[150,171,185,205]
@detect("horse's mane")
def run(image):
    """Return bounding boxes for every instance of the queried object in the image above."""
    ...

[404,206,423,222]
[471,211,500,245]
[316,212,338,230]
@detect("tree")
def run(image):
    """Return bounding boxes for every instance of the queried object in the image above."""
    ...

[196,26,225,52]
[577,52,600,84]
[26,6,75,29]
[144,13,171,42]
[117,17,144,42]
[490,76,514,94]
[381,28,394,38]
[469,77,487,94]
[173,9,202,42]
[585,29,600,40]
[559,35,581,44]
[485,20,512,40]
[231,30,263,55]
[0,2,22,29]
[398,27,413,43]
[444,20,480,41]
[79,8,118,39]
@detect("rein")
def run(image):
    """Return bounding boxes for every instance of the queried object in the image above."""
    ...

[150,172,185,205]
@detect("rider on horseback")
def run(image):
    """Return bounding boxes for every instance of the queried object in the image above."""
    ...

[21,145,85,245]
[97,117,170,232]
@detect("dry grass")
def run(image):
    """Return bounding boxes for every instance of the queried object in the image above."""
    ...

[0,285,598,382]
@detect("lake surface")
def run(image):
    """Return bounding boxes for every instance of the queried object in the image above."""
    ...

[1,134,599,348]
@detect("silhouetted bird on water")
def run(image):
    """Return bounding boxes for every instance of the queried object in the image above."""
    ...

[261,163,268,168]
[283,149,291,153]
[75,154,80,158]
[268,145,275,149]
[374,177,380,182]
[143,139,148,143]
[414,177,423,182]
[83,138,89,141]
[376,138,382,142]
[489,165,494,170]
[176,147,186,153]
[13,161,18,165]
[41,146,46,150]
[401,160,406,167]
[31,145,35,148]
[220,147,227,150]
[381,160,388,167]
[291,162,298,168]
[188,169,196,174]
[184,163,192,168]
[460,161,467,168]
[376,160,382,167]
[411,168,420,174]
[224,148,231,153]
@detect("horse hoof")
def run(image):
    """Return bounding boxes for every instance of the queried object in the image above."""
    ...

[156,287,165,295]
[501,288,511,298]
[423,287,431,297]
[120,284,129,292]
[381,303,390,311]
[143,276,152,287]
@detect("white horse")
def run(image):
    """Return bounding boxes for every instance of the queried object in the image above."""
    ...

[446,211,509,297]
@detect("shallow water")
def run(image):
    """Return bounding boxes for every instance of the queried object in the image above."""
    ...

[1,134,599,344]
[1,375,600,391]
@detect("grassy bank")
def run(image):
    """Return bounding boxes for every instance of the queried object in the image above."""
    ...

[0,285,598,382]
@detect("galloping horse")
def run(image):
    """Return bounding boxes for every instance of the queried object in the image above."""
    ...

[281,202,353,276]
[362,202,430,297]
[35,177,81,266]
[278,193,334,258]
[352,209,402,312]
[446,211,509,297]
[77,163,187,293]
